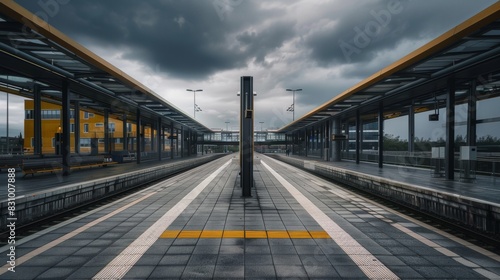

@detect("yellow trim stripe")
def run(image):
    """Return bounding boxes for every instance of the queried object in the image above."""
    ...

[159,230,330,239]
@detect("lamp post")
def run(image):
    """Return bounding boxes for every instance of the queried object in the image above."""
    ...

[286,88,302,121]
[186,89,203,119]
[259,121,264,132]
[225,121,230,131]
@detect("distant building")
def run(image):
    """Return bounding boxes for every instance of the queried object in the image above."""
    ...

[0,135,23,155]
[24,100,154,155]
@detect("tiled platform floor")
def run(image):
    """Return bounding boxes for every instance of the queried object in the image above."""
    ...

[273,154,500,204]
[0,154,498,279]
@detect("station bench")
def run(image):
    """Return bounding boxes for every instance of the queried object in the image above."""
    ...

[0,157,23,171]
[22,155,116,177]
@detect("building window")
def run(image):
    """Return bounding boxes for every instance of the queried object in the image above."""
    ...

[70,109,75,119]
[70,123,75,133]
[98,138,105,144]
[84,124,89,133]
[108,122,115,132]
[95,123,104,128]
[127,123,132,133]
[84,111,89,119]
[41,110,60,119]
[80,138,91,147]
[25,110,34,119]
[89,113,95,118]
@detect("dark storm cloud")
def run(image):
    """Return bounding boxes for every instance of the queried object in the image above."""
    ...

[8,0,497,130]
[14,0,295,80]
[305,0,496,70]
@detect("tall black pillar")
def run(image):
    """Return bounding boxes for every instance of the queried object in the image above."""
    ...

[122,114,128,152]
[158,118,162,161]
[136,109,141,164]
[333,118,342,161]
[142,125,146,152]
[467,79,477,146]
[378,103,384,168]
[33,84,42,155]
[62,80,71,176]
[355,111,361,164]
[150,125,154,153]
[104,110,109,154]
[170,125,174,159]
[408,104,415,153]
[446,80,456,180]
[240,76,254,197]
[304,129,308,157]
[181,126,184,157]
[74,101,80,154]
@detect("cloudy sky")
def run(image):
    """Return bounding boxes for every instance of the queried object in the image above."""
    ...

[1,0,497,137]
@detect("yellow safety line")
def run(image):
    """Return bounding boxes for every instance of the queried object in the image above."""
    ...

[159,230,330,239]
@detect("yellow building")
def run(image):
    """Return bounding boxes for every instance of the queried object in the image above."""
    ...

[24,100,160,155]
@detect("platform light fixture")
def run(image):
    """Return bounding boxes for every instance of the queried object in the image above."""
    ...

[286,88,302,121]
[186,89,203,119]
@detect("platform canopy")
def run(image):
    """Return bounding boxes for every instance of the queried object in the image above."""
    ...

[279,2,500,133]
[0,0,212,133]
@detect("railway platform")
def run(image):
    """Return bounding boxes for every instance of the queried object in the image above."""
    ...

[0,154,498,279]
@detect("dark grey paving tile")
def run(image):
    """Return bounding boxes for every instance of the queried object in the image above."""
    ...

[193,245,220,255]
[20,255,66,267]
[219,245,244,254]
[57,256,93,266]
[245,265,276,278]
[159,255,190,265]
[83,254,117,267]
[135,254,163,266]
[245,245,271,254]
[149,265,185,279]
[196,239,222,246]
[411,266,454,279]
[213,265,245,278]
[441,266,487,279]
[43,246,81,256]
[245,254,273,265]
[245,239,269,246]
[221,239,245,246]
[268,238,293,246]
[0,266,47,279]
[123,265,156,279]
[304,265,340,278]
[217,254,244,265]
[299,254,332,266]
[399,255,433,266]
[272,254,302,265]
[73,246,104,256]
[181,265,215,278]
[67,265,103,279]
[270,245,297,254]
[173,238,198,246]
[87,239,115,247]
[295,245,322,255]
[275,265,308,278]
[334,265,368,279]
[188,254,218,266]
[36,267,78,279]
[166,245,195,254]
